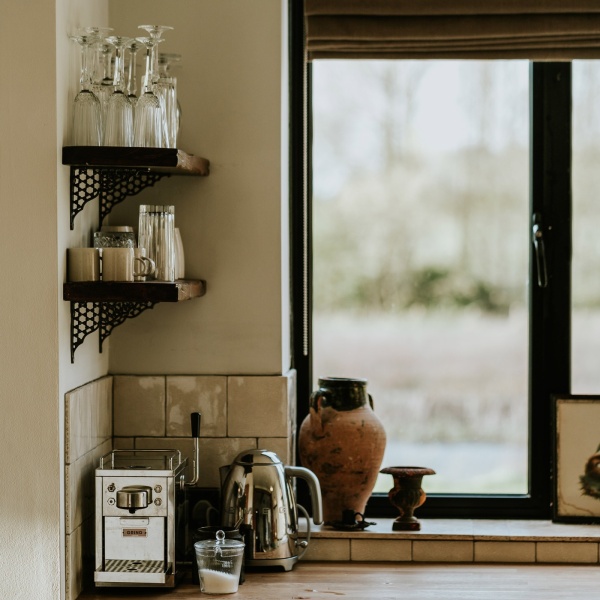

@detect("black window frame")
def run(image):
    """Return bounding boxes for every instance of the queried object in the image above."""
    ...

[290,2,571,519]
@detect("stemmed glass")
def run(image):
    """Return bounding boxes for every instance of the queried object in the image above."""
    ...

[70,34,102,146]
[133,36,165,147]
[83,29,114,138]
[127,40,141,108]
[157,53,181,148]
[133,25,174,147]
[103,36,134,146]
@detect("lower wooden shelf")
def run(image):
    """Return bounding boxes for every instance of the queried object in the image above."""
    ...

[63,279,206,362]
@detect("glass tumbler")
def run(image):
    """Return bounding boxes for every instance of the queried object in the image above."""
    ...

[194,530,244,595]
[138,205,176,281]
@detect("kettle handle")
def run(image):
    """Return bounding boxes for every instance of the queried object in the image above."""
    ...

[285,465,324,525]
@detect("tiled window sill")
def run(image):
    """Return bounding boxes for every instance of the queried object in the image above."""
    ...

[301,519,600,564]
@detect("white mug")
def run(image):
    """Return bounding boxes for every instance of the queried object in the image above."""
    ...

[67,247,100,282]
[102,248,155,282]
[134,247,156,281]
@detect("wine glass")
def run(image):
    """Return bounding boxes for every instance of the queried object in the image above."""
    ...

[70,34,102,146]
[103,36,134,146]
[138,25,174,83]
[127,40,142,108]
[133,37,165,147]
[81,28,114,139]
[156,53,181,148]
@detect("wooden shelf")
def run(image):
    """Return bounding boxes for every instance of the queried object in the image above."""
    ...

[64,279,206,362]
[63,279,206,303]
[62,147,210,175]
[62,147,210,228]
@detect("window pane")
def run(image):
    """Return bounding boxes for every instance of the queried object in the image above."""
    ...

[572,61,600,393]
[312,60,529,495]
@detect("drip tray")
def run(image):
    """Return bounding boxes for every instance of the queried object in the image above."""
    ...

[95,560,173,586]
[105,559,166,574]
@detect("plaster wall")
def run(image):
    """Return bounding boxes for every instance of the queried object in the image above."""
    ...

[107,0,290,376]
[1,1,109,598]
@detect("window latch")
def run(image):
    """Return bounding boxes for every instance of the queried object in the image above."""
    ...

[532,213,548,288]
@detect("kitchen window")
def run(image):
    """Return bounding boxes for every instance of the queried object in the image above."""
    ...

[290,3,600,517]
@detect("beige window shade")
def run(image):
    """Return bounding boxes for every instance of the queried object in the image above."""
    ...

[305,0,600,60]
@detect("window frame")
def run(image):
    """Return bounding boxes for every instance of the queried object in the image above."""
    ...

[290,3,571,519]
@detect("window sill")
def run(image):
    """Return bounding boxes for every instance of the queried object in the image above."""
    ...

[301,519,600,563]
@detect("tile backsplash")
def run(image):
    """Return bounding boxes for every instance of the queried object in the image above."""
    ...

[64,370,297,600]
[64,376,113,600]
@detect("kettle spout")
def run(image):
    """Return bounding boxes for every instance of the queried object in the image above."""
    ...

[285,465,324,525]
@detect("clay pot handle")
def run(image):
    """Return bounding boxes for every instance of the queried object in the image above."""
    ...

[308,390,328,435]
[368,393,375,411]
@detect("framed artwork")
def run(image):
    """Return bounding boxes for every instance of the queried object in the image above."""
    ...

[553,395,600,522]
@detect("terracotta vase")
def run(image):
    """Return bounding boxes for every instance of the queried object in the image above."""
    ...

[299,377,387,523]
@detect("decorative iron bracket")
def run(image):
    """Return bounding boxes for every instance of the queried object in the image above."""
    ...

[69,300,156,362]
[69,166,170,229]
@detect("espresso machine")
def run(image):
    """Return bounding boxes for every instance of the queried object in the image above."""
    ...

[94,414,201,587]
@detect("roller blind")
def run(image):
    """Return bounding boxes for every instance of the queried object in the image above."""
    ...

[305,0,600,60]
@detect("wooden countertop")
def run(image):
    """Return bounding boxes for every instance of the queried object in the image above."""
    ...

[78,561,600,599]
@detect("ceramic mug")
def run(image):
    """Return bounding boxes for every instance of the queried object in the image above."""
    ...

[133,247,156,281]
[67,247,100,281]
[101,247,155,282]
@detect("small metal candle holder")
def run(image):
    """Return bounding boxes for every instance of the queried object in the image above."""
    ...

[380,466,436,531]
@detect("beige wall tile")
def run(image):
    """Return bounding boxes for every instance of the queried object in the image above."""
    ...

[302,538,351,561]
[258,437,292,464]
[228,375,291,437]
[475,541,535,563]
[96,376,113,446]
[536,542,599,564]
[113,376,166,437]
[112,437,134,449]
[66,376,113,464]
[65,525,83,600]
[351,539,412,562]
[65,386,91,463]
[198,438,258,488]
[66,439,111,535]
[167,376,227,437]
[413,540,473,562]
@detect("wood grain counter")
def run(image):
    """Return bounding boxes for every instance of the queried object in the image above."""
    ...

[78,562,600,599]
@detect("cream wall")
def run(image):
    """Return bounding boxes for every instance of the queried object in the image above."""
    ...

[1,1,109,598]
[107,0,290,375]
[2,1,288,598]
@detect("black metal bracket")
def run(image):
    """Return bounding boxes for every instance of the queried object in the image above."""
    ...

[69,166,170,229]
[69,300,156,362]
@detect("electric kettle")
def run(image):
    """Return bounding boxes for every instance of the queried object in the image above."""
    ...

[220,449,323,571]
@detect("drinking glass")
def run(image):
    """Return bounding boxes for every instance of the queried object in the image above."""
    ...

[103,36,134,146]
[88,34,114,138]
[70,34,102,146]
[157,53,181,148]
[127,40,142,108]
[133,37,165,147]
[138,205,176,281]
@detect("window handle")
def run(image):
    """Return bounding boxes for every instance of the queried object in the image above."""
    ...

[532,213,548,288]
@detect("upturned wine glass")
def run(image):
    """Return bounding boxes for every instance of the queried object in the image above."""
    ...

[103,36,134,146]
[127,40,142,108]
[70,34,102,146]
[133,37,165,147]
[157,53,181,148]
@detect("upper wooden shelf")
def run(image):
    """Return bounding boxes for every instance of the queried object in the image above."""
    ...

[63,279,206,303]
[62,147,210,176]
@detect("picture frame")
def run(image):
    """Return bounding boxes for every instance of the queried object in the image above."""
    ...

[553,394,600,522]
